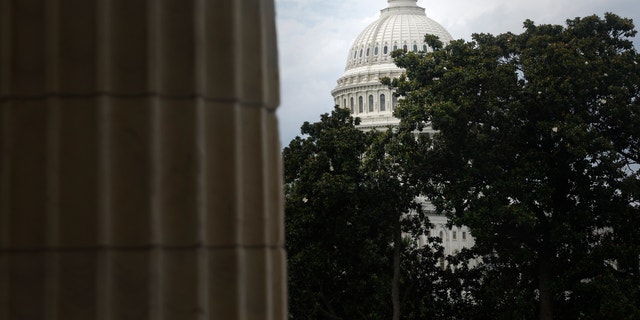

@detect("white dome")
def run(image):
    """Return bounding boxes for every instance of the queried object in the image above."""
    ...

[344,0,453,73]
[332,0,453,130]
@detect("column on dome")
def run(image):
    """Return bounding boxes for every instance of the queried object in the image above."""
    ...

[350,95,355,114]
[0,0,285,319]
[387,0,418,8]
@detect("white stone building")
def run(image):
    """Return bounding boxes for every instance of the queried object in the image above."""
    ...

[332,0,474,256]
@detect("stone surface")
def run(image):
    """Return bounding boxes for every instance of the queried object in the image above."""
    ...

[0,0,285,318]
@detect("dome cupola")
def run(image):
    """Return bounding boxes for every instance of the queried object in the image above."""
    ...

[388,0,418,7]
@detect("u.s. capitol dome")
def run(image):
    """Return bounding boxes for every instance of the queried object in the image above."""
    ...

[331,0,453,130]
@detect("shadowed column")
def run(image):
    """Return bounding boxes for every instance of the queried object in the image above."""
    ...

[0,0,286,319]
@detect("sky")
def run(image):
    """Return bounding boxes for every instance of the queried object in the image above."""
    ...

[274,0,640,147]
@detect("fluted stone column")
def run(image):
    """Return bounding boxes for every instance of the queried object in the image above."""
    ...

[0,0,286,319]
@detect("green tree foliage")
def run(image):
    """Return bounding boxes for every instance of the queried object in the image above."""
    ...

[284,107,448,319]
[385,13,640,319]
[284,108,385,319]
[362,129,440,320]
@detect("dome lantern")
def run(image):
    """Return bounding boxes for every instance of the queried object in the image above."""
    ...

[387,0,418,8]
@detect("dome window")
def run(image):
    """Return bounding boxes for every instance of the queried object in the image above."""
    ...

[380,94,386,111]
[374,47,379,55]
[366,48,370,56]
[358,96,363,113]
[413,44,418,52]
[359,49,363,58]
[383,45,388,54]
[393,44,397,51]
[368,95,374,112]
[403,44,407,51]
[423,44,427,52]
[353,50,357,59]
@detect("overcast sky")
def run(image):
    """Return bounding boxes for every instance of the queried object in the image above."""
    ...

[274,0,640,146]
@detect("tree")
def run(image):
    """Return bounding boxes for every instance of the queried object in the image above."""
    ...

[284,107,388,319]
[362,129,433,320]
[284,107,448,319]
[385,13,640,319]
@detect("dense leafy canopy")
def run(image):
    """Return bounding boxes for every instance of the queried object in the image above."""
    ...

[284,107,448,319]
[284,109,386,319]
[385,13,640,319]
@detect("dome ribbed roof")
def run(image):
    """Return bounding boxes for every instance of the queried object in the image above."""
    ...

[331,0,454,130]
[343,0,453,73]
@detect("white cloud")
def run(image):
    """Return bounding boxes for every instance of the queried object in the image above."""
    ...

[275,0,381,146]
[276,0,640,146]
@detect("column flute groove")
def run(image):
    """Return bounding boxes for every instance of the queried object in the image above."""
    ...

[43,0,62,317]
[96,2,113,318]
[148,5,163,319]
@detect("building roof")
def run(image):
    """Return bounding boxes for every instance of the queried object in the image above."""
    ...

[342,0,453,75]
[331,0,454,130]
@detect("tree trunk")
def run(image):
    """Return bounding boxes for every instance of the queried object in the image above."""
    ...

[538,146,567,320]
[392,216,401,320]
[538,244,553,320]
